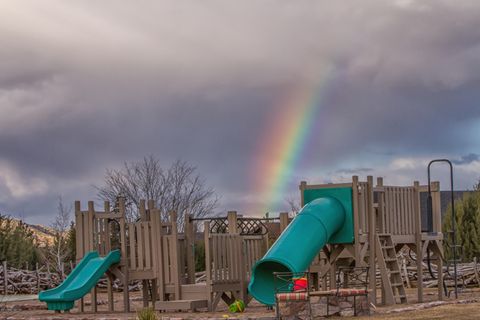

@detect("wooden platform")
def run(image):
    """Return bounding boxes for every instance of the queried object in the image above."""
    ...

[155,299,208,311]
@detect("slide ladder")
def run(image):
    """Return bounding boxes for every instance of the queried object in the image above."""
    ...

[375,234,407,304]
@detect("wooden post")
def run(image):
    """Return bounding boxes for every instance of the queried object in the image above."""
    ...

[299,181,307,206]
[227,211,238,234]
[87,201,97,312]
[151,208,164,302]
[139,199,146,222]
[377,177,385,233]
[352,176,361,264]
[204,221,213,311]
[147,199,155,221]
[36,263,40,293]
[367,176,377,304]
[75,201,83,261]
[432,181,441,232]
[3,261,7,295]
[185,213,195,284]
[142,280,149,307]
[437,245,444,301]
[105,199,114,312]
[107,273,114,312]
[414,181,423,302]
[87,201,95,253]
[118,198,130,312]
[74,201,84,312]
[227,211,245,300]
[104,201,111,253]
[170,211,182,300]
[279,212,289,232]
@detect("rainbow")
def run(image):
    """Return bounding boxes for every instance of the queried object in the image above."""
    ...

[251,67,334,215]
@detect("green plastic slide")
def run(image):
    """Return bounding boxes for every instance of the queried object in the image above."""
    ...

[39,250,121,311]
[249,190,353,306]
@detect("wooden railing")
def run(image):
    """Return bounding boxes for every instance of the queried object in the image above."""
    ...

[380,186,417,235]
[127,221,154,271]
[208,233,243,283]
[243,235,267,280]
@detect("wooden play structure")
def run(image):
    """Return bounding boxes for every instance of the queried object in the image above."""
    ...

[303,176,444,305]
[74,199,270,312]
[72,175,444,314]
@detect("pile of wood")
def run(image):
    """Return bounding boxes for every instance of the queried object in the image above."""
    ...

[0,262,143,294]
[397,251,480,289]
[0,264,63,294]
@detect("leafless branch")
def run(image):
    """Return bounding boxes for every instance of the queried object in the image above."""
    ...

[95,155,219,228]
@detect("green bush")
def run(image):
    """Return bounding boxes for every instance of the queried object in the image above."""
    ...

[136,307,157,320]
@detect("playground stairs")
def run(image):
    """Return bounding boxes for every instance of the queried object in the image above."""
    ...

[375,234,407,305]
[156,284,209,311]
[156,299,208,312]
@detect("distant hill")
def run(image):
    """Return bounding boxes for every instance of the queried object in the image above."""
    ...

[26,222,57,247]
[5,218,57,247]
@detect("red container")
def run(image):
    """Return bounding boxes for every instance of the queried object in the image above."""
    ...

[293,277,307,291]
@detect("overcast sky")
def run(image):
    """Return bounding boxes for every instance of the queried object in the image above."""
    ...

[1,0,480,225]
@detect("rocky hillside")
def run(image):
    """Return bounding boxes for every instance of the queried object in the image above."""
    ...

[8,218,57,247]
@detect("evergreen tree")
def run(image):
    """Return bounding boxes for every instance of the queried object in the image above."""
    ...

[443,181,480,262]
[0,214,14,262]
[0,215,38,268]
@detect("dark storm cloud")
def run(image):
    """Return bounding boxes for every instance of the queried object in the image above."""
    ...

[1,1,480,222]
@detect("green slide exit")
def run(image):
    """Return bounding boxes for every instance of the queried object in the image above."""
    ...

[248,192,352,306]
[39,250,121,311]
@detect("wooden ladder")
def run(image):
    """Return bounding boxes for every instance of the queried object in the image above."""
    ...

[375,234,407,304]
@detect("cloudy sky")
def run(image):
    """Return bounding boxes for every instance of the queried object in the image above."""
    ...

[1,0,480,224]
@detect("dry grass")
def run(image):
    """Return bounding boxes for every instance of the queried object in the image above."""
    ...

[350,302,480,320]
[4,289,480,319]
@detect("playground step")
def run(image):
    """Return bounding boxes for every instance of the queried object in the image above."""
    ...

[375,233,407,305]
[155,299,208,312]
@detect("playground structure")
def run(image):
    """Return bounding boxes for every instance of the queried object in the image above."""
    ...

[40,175,445,313]
[71,199,270,312]
[250,176,444,306]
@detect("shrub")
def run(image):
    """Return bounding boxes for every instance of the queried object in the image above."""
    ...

[136,307,157,320]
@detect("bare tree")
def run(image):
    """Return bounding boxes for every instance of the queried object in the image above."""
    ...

[96,155,219,227]
[285,195,301,216]
[48,196,72,273]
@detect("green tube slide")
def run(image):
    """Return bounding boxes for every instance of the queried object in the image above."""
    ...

[248,196,347,306]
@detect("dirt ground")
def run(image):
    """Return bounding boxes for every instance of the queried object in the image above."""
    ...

[2,287,480,319]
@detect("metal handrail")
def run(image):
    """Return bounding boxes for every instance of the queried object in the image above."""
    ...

[427,159,458,299]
